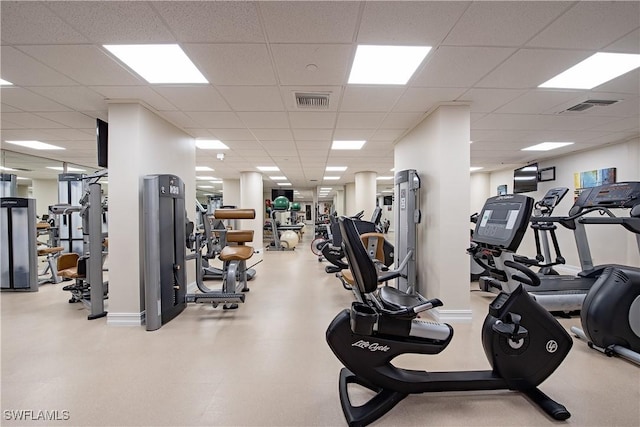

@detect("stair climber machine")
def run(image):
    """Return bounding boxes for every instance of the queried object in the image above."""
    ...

[143,175,254,331]
[325,195,572,426]
[474,182,640,313]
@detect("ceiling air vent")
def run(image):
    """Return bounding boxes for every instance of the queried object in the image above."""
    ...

[562,99,619,113]
[294,92,330,110]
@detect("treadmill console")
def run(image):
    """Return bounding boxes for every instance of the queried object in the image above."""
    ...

[473,194,535,253]
[539,187,569,209]
[574,182,640,209]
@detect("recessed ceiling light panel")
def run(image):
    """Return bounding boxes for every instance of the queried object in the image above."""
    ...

[195,166,214,171]
[0,78,13,86]
[257,166,279,172]
[196,139,228,150]
[522,142,574,151]
[326,166,347,171]
[470,167,484,172]
[539,52,640,90]
[104,44,208,84]
[349,45,431,85]
[7,140,64,150]
[331,140,366,150]
[47,166,85,172]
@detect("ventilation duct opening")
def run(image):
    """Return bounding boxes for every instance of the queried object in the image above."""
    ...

[561,99,620,113]
[294,92,330,110]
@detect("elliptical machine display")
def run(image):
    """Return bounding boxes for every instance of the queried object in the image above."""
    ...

[325,194,572,427]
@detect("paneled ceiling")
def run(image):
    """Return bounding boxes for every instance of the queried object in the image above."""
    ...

[1,1,639,200]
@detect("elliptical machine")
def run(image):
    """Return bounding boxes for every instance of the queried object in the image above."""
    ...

[326,194,572,427]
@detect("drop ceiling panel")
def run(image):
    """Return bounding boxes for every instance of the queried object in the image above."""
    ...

[340,87,404,112]
[594,69,640,95]
[29,86,106,112]
[476,49,594,89]
[237,112,289,129]
[1,87,70,112]
[34,112,95,129]
[587,117,640,133]
[18,45,143,86]
[186,112,244,128]
[336,113,385,129]
[42,128,96,140]
[162,111,209,129]
[91,86,176,111]
[217,86,284,112]
[0,103,21,113]
[333,129,374,140]
[296,140,331,151]
[412,46,516,88]
[392,87,466,113]
[46,1,175,43]
[252,129,294,141]
[2,112,68,129]
[289,112,337,129]
[495,90,584,115]
[457,88,526,114]
[380,113,424,130]
[153,1,263,43]
[208,129,256,141]
[260,141,297,150]
[443,2,570,46]
[526,2,640,50]
[259,1,360,43]
[270,44,353,86]
[369,129,405,141]
[293,129,333,141]
[357,1,468,45]
[605,29,640,54]
[0,1,89,44]
[153,87,229,111]
[1,47,77,86]
[184,44,276,86]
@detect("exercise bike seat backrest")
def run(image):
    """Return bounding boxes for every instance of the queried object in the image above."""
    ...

[339,217,380,296]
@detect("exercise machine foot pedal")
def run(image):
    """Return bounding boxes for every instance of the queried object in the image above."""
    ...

[186,293,246,305]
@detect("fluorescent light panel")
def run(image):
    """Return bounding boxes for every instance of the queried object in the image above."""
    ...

[326,166,347,172]
[277,183,292,186]
[209,180,222,184]
[514,177,537,181]
[376,176,393,180]
[0,79,13,86]
[196,139,228,150]
[0,166,17,171]
[470,167,484,172]
[198,185,214,189]
[522,142,574,151]
[6,140,64,150]
[257,166,279,172]
[331,140,366,150]
[47,166,85,172]
[269,176,287,180]
[539,52,640,90]
[320,187,332,190]
[196,176,216,180]
[103,44,208,84]
[324,176,340,180]
[195,166,214,171]
[349,45,431,85]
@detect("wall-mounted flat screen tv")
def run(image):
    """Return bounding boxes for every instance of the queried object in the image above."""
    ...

[271,189,294,202]
[513,163,538,193]
[96,118,108,168]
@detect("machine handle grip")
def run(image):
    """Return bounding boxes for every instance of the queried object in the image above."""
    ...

[504,260,541,287]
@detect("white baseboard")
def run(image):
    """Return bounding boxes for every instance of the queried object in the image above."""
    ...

[433,309,473,323]
[107,311,144,327]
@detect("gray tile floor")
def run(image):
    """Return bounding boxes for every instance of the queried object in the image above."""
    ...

[2,231,639,426]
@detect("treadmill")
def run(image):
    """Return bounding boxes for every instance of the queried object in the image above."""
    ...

[477,182,640,312]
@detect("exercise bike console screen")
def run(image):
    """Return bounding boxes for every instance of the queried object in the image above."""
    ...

[473,194,534,253]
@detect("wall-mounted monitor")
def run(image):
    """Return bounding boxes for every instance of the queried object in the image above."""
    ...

[271,189,294,202]
[513,163,538,193]
[96,118,108,168]
[383,195,393,205]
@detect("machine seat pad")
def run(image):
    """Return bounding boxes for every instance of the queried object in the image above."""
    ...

[59,267,83,279]
[226,230,254,243]
[214,208,256,220]
[38,246,64,256]
[219,245,254,261]
[379,286,427,310]
[342,270,355,286]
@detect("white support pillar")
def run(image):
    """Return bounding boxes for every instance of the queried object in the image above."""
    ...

[240,171,264,253]
[107,102,195,326]
[345,183,356,216]
[222,179,240,208]
[355,171,377,221]
[395,104,471,322]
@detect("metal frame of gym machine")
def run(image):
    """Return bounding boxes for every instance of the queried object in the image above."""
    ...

[393,169,421,293]
[1,195,38,292]
[49,171,108,319]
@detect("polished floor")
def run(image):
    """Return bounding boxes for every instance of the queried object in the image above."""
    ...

[2,230,639,426]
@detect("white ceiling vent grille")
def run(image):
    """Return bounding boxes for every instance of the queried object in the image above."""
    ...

[562,99,619,113]
[294,92,330,110]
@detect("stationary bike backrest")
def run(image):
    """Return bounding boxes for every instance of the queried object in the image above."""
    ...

[339,217,379,295]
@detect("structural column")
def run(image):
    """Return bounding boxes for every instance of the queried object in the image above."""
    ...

[240,171,264,252]
[355,171,377,221]
[222,179,240,208]
[345,183,356,216]
[395,104,471,322]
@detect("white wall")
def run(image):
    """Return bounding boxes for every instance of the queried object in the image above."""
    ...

[108,103,195,324]
[469,172,491,215]
[488,138,640,269]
